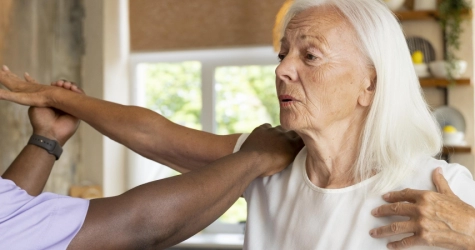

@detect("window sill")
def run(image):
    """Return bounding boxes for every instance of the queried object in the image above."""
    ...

[170,233,244,249]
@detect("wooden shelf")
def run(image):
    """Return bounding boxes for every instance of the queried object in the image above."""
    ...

[442,145,472,154]
[419,78,470,87]
[395,9,471,21]
[395,10,439,21]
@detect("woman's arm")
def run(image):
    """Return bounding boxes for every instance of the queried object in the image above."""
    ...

[0,66,240,173]
[370,168,475,249]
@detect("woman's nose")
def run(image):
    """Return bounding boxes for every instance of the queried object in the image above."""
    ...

[275,56,298,83]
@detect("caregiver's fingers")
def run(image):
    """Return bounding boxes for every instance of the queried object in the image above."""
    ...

[51,80,84,94]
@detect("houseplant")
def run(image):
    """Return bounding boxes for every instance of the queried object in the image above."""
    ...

[438,0,471,80]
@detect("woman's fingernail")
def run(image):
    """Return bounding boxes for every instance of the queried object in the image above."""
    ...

[371,208,377,215]
[25,72,30,76]
[2,65,9,71]
[383,193,390,200]
[438,167,443,174]
[369,229,376,236]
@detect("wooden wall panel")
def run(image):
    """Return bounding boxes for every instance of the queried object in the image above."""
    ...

[129,0,286,51]
[0,0,84,195]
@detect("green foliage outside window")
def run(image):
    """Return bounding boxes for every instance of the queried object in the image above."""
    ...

[145,61,202,130]
[143,62,279,224]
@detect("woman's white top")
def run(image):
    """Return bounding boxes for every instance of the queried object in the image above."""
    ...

[234,134,475,250]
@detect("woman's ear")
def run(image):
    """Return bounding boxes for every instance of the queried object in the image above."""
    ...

[358,69,376,107]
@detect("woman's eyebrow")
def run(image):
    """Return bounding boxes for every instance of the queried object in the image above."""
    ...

[280,37,290,48]
[300,35,329,52]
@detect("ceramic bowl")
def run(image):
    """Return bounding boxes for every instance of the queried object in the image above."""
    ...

[443,131,465,146]
[429,60,467,79]
[383,0,406,11]
[414,0,437,10]
[413,63,430,78]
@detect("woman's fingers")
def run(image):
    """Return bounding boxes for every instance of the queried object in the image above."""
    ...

[382,188,425,203]
[0,89,42,107]
[369,221,416,238]
[432,167,455,196]
[0,65,25,91]
[371,202,417,217]
[386,235,419,249]
[24,72,39,84]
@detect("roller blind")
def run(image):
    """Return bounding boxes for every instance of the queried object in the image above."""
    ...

[129,0,286,51]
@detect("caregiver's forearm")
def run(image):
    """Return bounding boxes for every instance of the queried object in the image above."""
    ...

[69,151,267,249]
[2,144,56,196]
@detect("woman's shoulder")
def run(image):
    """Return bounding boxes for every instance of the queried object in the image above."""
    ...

[409,157,475,205]
[418,157,473,181]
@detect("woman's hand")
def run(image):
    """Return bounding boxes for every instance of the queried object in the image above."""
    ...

[370,167,475,249]
[0,65,59,107]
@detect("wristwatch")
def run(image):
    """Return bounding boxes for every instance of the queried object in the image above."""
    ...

[28,134,63,160]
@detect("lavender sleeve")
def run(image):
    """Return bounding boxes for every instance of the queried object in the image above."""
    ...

[0,177,89,250]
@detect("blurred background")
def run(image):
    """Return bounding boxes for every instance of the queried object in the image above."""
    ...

[0,0,474,249]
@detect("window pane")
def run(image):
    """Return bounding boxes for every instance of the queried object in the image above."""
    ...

[215,65,279,224]
[133,61,202,182]
[215,65,279,134]
[143,61,202,130]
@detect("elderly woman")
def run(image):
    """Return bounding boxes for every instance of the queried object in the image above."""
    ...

[1,0,475,249]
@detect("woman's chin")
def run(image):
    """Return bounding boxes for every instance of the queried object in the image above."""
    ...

[280,119,297,131]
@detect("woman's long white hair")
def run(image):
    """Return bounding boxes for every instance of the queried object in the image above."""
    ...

[281,0,442,192]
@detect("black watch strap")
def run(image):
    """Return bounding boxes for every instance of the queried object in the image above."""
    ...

[28,134,63,160]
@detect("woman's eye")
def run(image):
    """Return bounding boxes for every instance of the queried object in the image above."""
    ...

[306,54,317,61]
[278,54,286,62]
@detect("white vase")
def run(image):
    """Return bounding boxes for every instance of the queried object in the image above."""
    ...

[429,60,468,79]
[383,0,405,11]
[414,0,437,11]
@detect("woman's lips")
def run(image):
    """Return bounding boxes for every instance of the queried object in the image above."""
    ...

[279,95,295,107]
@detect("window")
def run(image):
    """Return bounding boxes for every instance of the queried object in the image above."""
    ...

[130,47,278,229]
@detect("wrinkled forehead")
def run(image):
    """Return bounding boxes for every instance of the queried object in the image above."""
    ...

[283,5,355,43]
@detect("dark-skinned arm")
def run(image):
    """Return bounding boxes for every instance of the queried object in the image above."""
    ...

[0,66,240,174]
[2,74,80,196]
[68,124,303,250]
[2,143,56,196]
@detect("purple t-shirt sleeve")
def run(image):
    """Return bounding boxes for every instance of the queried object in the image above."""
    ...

[0,177,89,250]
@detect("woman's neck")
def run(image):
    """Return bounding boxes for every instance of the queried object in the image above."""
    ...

[301,115,366,189]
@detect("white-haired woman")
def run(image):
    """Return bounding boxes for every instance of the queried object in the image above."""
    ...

[0,0,474,249]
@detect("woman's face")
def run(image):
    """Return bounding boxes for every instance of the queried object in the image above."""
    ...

[276,5,375,133]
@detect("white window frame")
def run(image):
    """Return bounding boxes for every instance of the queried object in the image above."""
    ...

[128,46,278,233]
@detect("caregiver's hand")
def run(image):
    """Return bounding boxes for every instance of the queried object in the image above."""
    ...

[241,124,304,177]
[370,167,475,249]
